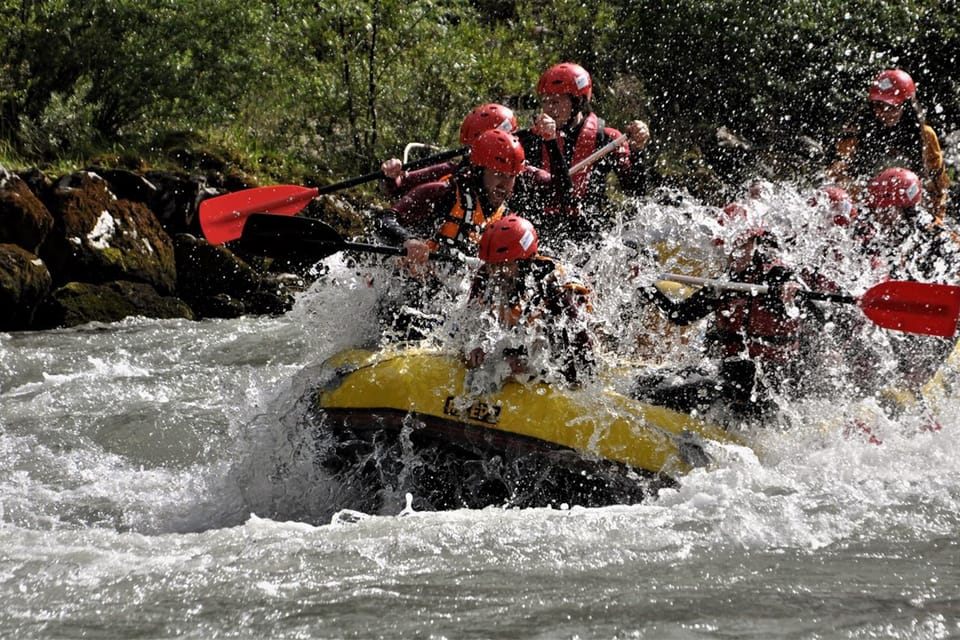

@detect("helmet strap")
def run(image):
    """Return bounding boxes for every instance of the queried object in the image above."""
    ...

[560,107,587,135]
[573,96,589,118]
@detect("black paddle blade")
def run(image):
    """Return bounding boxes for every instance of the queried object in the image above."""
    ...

[239,213,409,265]
[239,213,346,262]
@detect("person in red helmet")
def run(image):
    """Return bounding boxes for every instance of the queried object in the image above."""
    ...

[378,102,571,218]
[459,215,595,386]
[373,129,534,340]
[846,166,960,420]
[851,167,960,282]
[459,103,520,146]
[827,69,950,222]
[519,62,651,240]
[379,129,528,265]
[379,103,519,199]
[632,227,822,424]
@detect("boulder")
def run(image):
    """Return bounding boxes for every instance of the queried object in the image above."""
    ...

[33,280,193,329]
[0,174,55,253]
[144,169,219,235]
[173,233,298,318]
[88,166,219,236]
[0,243,53,330]
[39,171,177,294]
[85,166,158,204]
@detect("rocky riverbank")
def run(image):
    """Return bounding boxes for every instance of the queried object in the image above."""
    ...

[0,164,362,331]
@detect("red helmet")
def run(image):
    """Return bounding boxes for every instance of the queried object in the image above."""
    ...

[866,167,922,209]
[479,215,539,263]
[470,129,525,176]
[808,186,857,226]
[720,202,749,223]
[868,69,916,106]
[711,203,749,246]
[459,103,518,146]
[536,62,593,100]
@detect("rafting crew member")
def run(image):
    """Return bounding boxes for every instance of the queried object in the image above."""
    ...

[519,62,651,242]
[379,103,572,218]
[827,69,950,222]
[456,215,596,389]
[849,167,960,410]
[378,128,565,265]
[376,129,551,339]
[632,228,821,424]
[853,167,960,282]
[378,103,519,200]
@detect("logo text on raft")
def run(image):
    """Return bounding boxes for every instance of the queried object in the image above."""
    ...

[443,396,502,425]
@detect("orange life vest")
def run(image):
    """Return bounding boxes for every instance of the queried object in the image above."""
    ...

[426,177,505,255]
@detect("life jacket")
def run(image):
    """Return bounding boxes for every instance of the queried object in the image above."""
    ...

[710,265,802,364]
[853,210,960,281]
[472,256,592,328]
[426,176,505,255]
[543,113,601,200]
[834,110,950,221]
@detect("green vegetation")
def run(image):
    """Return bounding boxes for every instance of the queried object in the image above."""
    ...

[1,0,956,197]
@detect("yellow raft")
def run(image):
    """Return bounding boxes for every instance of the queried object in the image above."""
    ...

[310,347,743,510]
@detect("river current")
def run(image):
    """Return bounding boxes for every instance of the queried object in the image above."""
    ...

[2,189,959,639]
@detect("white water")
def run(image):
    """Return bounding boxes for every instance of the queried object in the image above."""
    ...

[2,188,959,638]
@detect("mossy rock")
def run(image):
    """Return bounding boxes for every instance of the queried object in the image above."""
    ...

[34,280,193,329]
[0,175,55,253]
[40,172,177,293]
[0,243,53,330]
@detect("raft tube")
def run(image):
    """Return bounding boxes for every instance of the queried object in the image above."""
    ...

[310,347,743,510]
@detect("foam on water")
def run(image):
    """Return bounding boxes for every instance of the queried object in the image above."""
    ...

[2,185,959,550]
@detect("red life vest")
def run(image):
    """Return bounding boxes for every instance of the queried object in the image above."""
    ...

[711,266,802,363]
[542,113,601,200]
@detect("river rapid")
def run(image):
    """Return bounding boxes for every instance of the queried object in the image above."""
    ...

[2,188,959,639]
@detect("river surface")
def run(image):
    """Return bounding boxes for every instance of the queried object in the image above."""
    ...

[3,191,960,639]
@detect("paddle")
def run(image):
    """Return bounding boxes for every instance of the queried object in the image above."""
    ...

[238,213,470,265]
[657,273,960,338]
[569,132,629,175]
[199,147,466,245]
[202,131,627,245]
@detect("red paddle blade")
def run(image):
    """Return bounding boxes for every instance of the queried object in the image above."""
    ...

[199,185,318,244]
[859,280,960,338]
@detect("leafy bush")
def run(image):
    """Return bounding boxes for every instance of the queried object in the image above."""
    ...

[0,0,956,193]
[18,77,98,159]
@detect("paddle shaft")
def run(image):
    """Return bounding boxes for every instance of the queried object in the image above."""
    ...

[658,273,772,295]
[239,213,482,264]
[318,146,467,195]
[569,133,630,175]
[657,272,960,337]
[660,272,857,302]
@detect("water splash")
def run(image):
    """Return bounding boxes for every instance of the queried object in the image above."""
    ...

[2,185,957,542]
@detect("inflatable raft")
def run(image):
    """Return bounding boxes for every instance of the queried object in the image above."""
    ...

[308,347,743,511]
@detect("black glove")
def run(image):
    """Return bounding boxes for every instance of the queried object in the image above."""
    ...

[637,285,661,306]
